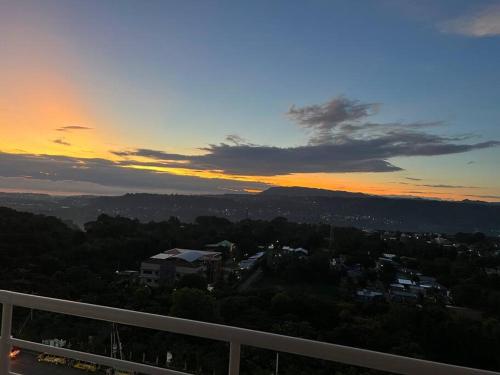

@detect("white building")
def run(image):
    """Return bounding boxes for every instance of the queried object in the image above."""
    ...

[140,248,222,287]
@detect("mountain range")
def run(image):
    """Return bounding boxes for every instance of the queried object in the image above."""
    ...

[0,187,499,234]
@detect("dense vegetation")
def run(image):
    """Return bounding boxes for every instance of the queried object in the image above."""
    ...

[1,207,500,374]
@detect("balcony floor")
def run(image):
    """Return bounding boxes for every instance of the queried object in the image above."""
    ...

[10,352,83,375]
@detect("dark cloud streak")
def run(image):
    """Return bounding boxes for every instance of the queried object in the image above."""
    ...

[286,96,379,145]
[110,97,499,176]
[113,134,499,176]
[0,152,269,194]
[53,139,71,146]
[56,125,93,132]
[419,184,479,189]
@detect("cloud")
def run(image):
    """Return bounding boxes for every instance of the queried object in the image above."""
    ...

[286,97,446,146]
[286,96,380,144]
[111,96,499,176]
[225,134,252,146]
[440,4,500,37]
[113,134,498,176]
[406,191,448,196]
[0,152,269,195]
[56,125,93,132]
[53,138,71,146]
[116,144,403,175]
[418,184,479,189]
[0,176,136,196]
[400,181,480,189]
[5,95,499,195]
[112,148,187,161]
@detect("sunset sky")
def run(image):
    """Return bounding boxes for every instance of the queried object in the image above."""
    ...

[1,0,500,200]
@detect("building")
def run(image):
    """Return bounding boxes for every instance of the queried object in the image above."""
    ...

[238,251,265,270]
[356,289,384,302]
[390,290,419,303]
[140,248,222,287]
[282,246,309,256]
[206,240,235,251]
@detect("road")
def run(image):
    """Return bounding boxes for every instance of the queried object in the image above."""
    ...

[237,266,263,292]
[10,351,89,375]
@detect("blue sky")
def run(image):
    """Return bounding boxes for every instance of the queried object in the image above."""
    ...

[1,0,499,199]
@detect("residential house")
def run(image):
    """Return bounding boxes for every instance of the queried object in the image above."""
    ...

[140,248,222,287]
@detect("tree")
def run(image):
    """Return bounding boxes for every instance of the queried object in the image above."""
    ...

[176,274,207,290]
[170,288,218,322]
[271,292,293,316]
[379,262,396,286]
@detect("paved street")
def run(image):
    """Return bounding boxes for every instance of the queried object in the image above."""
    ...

[10,351,88,375]
[237,266,263,292]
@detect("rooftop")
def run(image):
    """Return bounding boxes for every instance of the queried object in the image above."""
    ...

[149,248,221,263]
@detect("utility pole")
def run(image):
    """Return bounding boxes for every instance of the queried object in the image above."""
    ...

[275,352,279,375]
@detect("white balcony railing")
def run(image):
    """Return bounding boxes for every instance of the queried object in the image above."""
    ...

[0,289,498,375]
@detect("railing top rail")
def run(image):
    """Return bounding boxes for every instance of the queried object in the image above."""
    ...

[1,290,498,375]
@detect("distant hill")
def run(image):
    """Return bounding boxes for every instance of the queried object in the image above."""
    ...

[0,190,499,234]
[260,186,369,198]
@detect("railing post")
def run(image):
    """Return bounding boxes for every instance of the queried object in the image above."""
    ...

[0,302,13,375]
[228,341,240,375]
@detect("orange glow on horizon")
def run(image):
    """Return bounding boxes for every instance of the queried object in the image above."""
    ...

[0,9,113,160]
[118,163,498,202]
[0,67,108,158]
[0,147,497,201]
